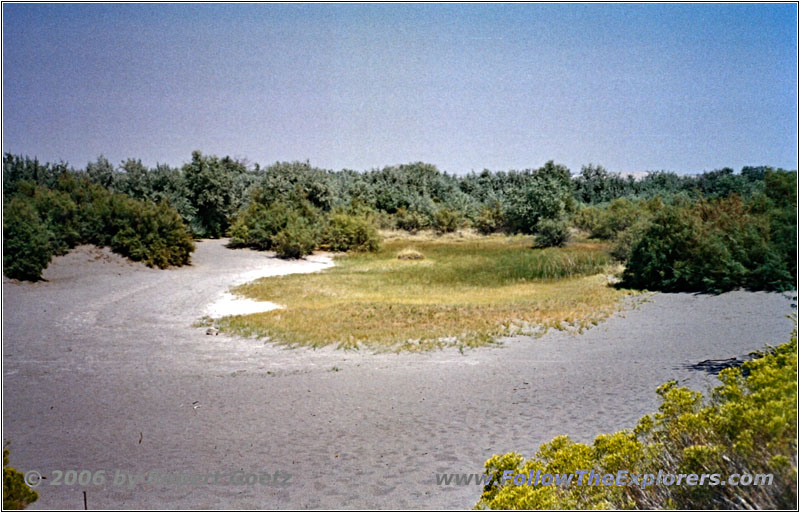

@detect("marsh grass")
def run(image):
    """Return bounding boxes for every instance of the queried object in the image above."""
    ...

[217,235,632,350]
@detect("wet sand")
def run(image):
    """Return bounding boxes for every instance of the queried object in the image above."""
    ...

[2,239,795,509]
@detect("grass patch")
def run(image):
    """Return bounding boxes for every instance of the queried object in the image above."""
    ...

[217,235,633,350]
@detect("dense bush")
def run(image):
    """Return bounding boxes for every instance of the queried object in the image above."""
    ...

[476,331,797,509]
[322,212,381,252]
[4,153,795,286]
[432,208,461,234]
[3,448,38,509]
[534,218,570,248]
[3,197,52,281]
[474,202,505,234]
[2,175,195,281]
[273,214,320,259]
[504,161,574,234]
[621,193,795,293]
[394,207,429,233]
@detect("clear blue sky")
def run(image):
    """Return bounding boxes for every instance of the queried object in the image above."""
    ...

[3,3,797,174]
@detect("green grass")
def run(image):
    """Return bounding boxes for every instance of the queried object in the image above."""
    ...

[216,234,633,350]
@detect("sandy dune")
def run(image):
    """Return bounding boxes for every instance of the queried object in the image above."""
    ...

[2,239,795,509]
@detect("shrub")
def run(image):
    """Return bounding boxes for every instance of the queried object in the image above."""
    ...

[3,448,38,509]
[504,163,573,234]
[322,213,381,252]
[609,219,651,262]
[273,215,319,259]
[2,176,195,280]
[621,196,795,293]
[432,208,461,234]
[476,331,798,510]
[3,197,52,281]
[571,205,607,237]
[395,207,428,233]
[474,203,505,234]
[534,219,570,248]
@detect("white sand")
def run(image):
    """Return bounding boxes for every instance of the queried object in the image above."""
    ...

[3,239,796,509]
[204,253,333,318]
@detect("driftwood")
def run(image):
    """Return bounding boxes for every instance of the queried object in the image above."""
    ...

[685,357,748,375]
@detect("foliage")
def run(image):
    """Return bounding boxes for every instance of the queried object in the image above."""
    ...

[3,153,795,289]
[621,193,795,293]
[322,212,382,252]
[394,207,429,233]
[474,202,505,234]
[476,331,798,510]
[273,214,320,259]
[182,151,238,238]
[3,197,53,280]
[3,448,38,510]
[432,208,462,234]
[534,218,570,248]
[504,161,573,234]
[2,174,194,280]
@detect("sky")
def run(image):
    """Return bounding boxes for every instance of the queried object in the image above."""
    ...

[2,3,797,175]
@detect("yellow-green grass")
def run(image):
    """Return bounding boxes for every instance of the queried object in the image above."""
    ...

[217,235,633,350]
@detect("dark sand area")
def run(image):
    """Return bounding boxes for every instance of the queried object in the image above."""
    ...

[3,239,796,509]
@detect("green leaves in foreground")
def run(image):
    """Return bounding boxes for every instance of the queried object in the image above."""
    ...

[3,449,38,510]
[476,330,797,509]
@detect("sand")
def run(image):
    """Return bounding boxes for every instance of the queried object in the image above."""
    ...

[2,239,795,509]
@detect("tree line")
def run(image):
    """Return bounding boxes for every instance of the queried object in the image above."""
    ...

[3,152,796,292]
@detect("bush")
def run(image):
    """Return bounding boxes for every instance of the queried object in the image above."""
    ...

[621,196,795,293]
[3,448,38,509]
[3,197,52,281]
[273,215,319,259]
[476,331,797,510]
[433,208,461,234]
[2,176,195,280]
[474,203,505,234]
[504,162,573,234]
[322,213,381,252]
[534,219,570,248]
[395,207,428,233]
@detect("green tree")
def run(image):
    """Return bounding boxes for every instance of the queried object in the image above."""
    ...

[3,197,52,281]
[183,151,236,237]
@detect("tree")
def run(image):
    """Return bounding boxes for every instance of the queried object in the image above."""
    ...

[183,151,235,238]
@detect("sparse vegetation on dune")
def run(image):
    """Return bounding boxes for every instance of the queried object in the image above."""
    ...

[216,236,631,350]
[476,330,798,510]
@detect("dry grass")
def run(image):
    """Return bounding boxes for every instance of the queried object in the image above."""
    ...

[217,235,633,350]
[396,247,424,260]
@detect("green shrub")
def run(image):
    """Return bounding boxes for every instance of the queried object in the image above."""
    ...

[534,219,570,248]
[2,175,194,280]
[433,208,461,234]
[477,331,798,510]
[572,205,608,237]
[621,196,795,293]
[3,197,52,281]
[474,203,505,234]
[609,219,651,262]
[3,448,38,509]
[273,215,319,259]
[395,207,428,233]
[322,213,381,252]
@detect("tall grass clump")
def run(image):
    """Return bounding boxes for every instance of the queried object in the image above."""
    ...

[476,330,797,509]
